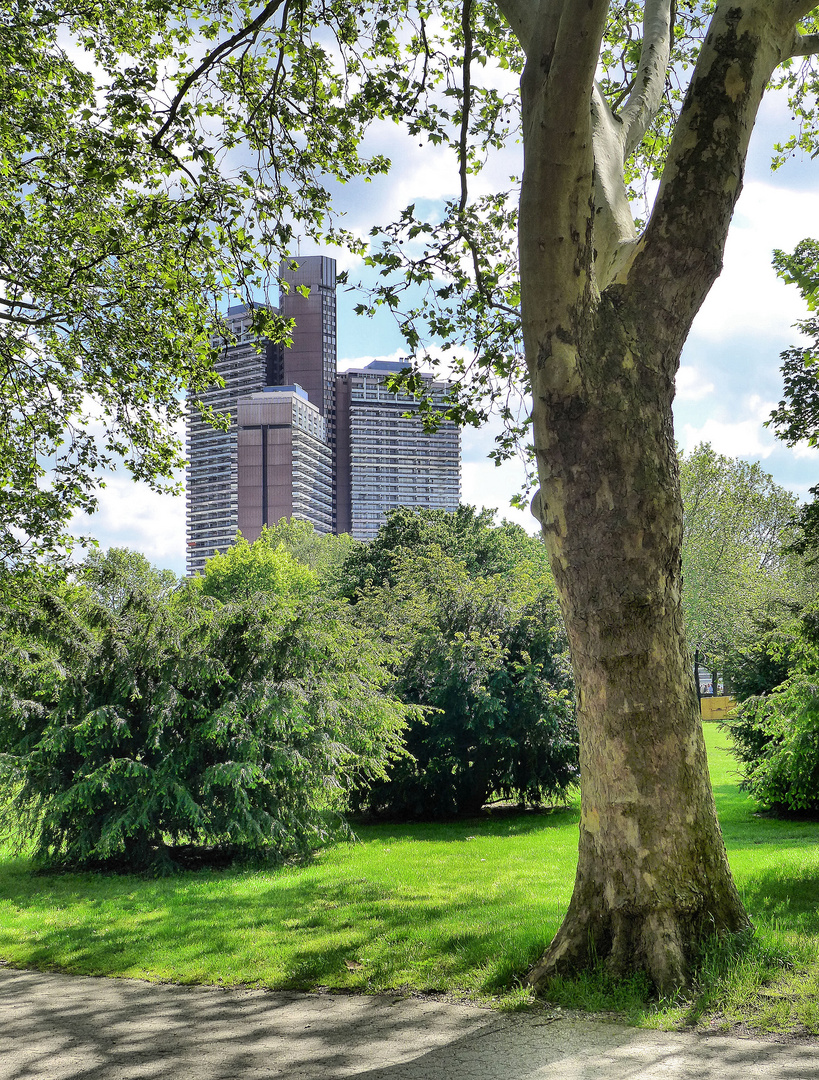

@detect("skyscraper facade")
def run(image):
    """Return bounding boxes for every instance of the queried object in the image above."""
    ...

[335,361,461,541]
[236,387,333,543]
[278,255,337,422]
[185,304,281,575]
[185,255,461,572]
[186,258,337,574]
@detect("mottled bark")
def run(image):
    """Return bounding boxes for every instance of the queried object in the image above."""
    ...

[506,0,810,992]
[527,302,748,993]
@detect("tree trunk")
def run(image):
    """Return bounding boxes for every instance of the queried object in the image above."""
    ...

[527,299,749,995]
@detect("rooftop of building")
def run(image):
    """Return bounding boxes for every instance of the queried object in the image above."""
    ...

[340,360,444,379]
[240,385,310,400]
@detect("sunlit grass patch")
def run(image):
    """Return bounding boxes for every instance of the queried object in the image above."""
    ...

[0,804,580,1004]
[1,724,818,1033]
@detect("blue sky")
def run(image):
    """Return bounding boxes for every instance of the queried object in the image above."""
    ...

[70,87,819,576]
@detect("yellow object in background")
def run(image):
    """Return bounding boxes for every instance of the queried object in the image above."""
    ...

[701,695,736,721]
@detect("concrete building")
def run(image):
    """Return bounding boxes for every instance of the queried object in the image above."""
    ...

[335,361,461,541]
[186,256,461,570]
[185,304,281,575]
[278,256,337,422]
[185,258,338,574]
[236,387,333,543]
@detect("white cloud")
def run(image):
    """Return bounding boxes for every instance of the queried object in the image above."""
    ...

[70,475,187,574]
[791,441,819,460]
[676,365,715,402]
[691,180,819,344]
[679,395,779,459]
[461,458,539,534]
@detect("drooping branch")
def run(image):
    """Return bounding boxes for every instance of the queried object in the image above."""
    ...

[618,0,675,156]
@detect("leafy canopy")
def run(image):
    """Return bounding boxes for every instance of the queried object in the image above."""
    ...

[1,0,397,566]
[345,508,577,819]
[11,0,819,563]
[200,529,317,603]
[680,444,801,664]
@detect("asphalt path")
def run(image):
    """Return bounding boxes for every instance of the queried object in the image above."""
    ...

[1,967,817,1079]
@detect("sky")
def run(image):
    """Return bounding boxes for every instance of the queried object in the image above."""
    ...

[69,71,819,578]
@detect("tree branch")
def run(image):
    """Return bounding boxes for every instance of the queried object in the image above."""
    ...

[151,0,286,150]
[618,0,675,157]
[789,31,819,57]
[628,0,797,346]
[517,0,609,377]
[458,0,473,216]
[495,0,539,54]
[591,83,638,287]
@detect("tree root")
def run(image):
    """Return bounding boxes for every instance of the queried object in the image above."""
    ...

[527,899,750,998]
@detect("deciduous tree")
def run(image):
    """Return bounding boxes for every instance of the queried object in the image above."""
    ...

[1,0,388,566]
[680,443,800,665]
[769,239,819,562]
[347,513,577,819]
[352,0,819,992]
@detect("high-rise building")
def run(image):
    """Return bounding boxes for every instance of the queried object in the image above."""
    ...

[335,361,461,541]
[279,255,337,422]
[185,304,281,576]
[186,256,461,570]
[236,387,333,543]
[186,257,337,574]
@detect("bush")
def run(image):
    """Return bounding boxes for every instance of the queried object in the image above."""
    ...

[348,545,578,819]
[725,671,819,813]
[0,550,412,870]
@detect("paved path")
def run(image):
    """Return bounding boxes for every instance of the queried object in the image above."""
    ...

[1,967,816,1079]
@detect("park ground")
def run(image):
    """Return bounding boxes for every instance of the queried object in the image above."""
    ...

[0,725,818,1038]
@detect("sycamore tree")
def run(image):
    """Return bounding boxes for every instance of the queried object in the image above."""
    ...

[343,0,819,992]
[17,0,819,990]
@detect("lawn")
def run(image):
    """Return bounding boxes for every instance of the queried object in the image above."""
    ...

[0,724,817,1033]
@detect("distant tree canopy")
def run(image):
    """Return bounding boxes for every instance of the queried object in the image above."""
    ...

[726,599,819,814]
[680,444,802,670]
[770,240,819,564]
[200,530,317,604]
[341,505,547,597]
[252,520,359,592]
[77,547,178,614]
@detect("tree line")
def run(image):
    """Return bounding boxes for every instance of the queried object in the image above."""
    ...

[0,508,576,871]
[2,461,817,873]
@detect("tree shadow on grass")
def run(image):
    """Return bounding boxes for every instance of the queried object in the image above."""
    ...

[350,804,580,844]
[0,830,566,995]
[740,863,819,935]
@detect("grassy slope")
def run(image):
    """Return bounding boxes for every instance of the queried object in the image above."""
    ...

[0,725,817,1032]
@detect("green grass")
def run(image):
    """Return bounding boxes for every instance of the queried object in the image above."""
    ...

[0,725,818,1035]
[0,806,581,1001]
